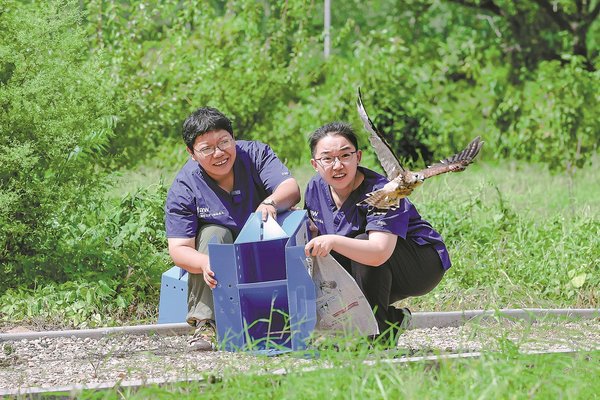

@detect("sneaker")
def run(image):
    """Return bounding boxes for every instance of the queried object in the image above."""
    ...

[188,319,216,351]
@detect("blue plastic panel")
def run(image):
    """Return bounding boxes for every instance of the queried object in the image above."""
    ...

[158,266,188,324]
[239,282,290,350]
[286,246,317,350]
[210,210,316,353]
[236,239,287,283]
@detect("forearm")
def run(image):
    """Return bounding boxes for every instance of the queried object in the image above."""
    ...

[330,235,394,266]
[306,231,397,266]
[267,178,301,210]
[168,240,209,274]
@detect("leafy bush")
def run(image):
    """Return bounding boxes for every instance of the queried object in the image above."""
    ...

[0,280,154,328]
[493,57,599,169]
[2,0,599,321]
[78,0,599,170]
[0,183,170,325]
[81,0,326,167]
[0,0,118,291]
[54,182,170,285]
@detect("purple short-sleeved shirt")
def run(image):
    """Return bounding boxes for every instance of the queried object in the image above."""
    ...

[165,140,292,238]
[304,166,451,270]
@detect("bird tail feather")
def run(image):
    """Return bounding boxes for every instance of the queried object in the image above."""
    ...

[357,189,401,209]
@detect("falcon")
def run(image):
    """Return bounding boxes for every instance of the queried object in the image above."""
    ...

[356,88,483,210]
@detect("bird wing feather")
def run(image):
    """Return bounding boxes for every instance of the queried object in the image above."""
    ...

[356,88,404,179]
[420,136,484,179]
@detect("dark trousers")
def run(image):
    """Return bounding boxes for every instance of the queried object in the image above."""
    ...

[333,234,445,335]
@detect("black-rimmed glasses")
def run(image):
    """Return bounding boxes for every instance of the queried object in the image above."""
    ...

[194,138,234,157]
[314,151,357,167]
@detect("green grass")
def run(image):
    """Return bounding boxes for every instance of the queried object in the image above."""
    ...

[72,350,600,399]
[3,155,599,397]
[290,157,600,311]
[387,160,599,311]
[1,158,598,328]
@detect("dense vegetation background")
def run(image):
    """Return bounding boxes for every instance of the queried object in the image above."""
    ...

[1,0,598,327]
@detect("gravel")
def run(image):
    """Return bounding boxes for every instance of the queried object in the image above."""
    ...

[1,317,599,394]
[396,318,600,353]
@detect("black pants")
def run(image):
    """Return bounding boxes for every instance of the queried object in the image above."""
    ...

[333,234,445,335]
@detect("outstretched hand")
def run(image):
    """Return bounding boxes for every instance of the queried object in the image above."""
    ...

[305,235,337,257]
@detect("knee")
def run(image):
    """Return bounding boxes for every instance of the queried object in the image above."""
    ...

[197,225,234,247]
[351,260,390,283]
[410,270,445,296]
[212,226,234,243]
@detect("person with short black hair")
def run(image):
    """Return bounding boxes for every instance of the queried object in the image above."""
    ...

[166,107,301,350]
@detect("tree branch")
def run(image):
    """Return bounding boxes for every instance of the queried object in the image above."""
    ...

[589,1,600,24]
[445,0,503,17]
[575,0,584,15]
[531,0,573,31]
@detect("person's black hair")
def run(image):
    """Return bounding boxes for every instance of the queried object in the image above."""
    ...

[308,122,359,157]
[182,107,234,149]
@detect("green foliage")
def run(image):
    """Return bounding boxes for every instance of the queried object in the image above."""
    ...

[428,190,599,305]
[493,57,599,168]
[0,0,118,289]
[52,182,170,284]
[76,0,599,170]
[0,280,150,328]
[2,162,598,327]
[0,183,170,325]
[2,0,599,325]
[338,2,599,170]
[80,0,325,167]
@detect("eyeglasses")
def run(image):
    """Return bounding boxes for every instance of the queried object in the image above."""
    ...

[194,138,234,157]
[314,151,357,167]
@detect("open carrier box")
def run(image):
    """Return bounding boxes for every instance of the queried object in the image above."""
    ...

[209,210,316,354]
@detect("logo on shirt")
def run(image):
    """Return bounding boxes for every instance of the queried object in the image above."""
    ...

[310,209,324,224]
[197,206,225,219]
[374,220,387,226]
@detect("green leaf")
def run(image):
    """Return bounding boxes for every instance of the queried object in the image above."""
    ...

[571,273,587,288]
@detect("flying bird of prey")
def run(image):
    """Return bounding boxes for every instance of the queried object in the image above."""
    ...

[356,88,483,210]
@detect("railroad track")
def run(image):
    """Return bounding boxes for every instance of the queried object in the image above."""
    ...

[1,308,598,396]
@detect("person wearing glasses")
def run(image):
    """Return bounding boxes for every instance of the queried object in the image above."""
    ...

[165,107,301,351]
[304,122,448,346]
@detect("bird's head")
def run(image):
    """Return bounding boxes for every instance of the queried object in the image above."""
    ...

[410,173,425,185]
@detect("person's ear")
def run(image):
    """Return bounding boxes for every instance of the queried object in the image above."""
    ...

[356,150,362,164]
[186,147,194,159]
[310,158,318,172]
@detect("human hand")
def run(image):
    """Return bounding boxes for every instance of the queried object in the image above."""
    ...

[305,235,336,257]
[202,264,217,289]
[256,202,277,222]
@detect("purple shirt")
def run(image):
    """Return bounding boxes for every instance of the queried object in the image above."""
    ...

[165,140,292,238]
[304,166,451,270]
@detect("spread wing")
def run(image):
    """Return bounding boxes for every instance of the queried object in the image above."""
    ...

[357,88,404,179]
[420,136,484,179]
